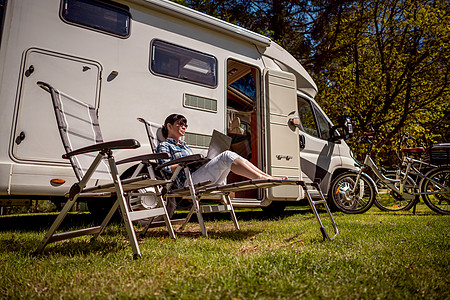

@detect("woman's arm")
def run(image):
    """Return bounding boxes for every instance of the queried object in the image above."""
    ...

[156,142,174,174]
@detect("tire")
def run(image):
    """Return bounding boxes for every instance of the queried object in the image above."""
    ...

[329,171,375,214]
[122,165,177,223]
[128,187,160,211]
[374,171,417,211]
[420,167,450,215]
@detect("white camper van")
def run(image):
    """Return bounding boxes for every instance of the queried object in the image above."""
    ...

[0,0,357,212]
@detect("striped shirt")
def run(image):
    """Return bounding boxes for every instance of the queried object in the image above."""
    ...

[156,138,194,188]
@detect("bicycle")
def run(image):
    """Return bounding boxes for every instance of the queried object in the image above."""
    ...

[373,133,439,212]
[329,130,450,214]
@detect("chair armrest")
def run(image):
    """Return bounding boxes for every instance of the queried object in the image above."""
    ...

[62,139,140,159]
[156,154,206,170]
[116,153,170,165]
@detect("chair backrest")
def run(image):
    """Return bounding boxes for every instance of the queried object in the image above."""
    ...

[38,81,111,181]
[137,118,165,153]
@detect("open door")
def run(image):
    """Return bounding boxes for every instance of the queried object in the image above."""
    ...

[226,59,260,199]
[265,69,302,200]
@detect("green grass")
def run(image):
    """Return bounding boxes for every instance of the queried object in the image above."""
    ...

[0,203,449,299]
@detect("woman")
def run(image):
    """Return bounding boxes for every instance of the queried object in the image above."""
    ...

[156,114,282,188]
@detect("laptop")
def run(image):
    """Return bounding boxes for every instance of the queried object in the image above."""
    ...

[206,130,232,159]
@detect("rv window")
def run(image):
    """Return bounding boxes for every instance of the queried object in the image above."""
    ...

[151,40,217,87]
[61,0,130,38]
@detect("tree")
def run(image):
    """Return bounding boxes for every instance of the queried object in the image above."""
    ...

[314,0,450,161]
[171,0,450,163]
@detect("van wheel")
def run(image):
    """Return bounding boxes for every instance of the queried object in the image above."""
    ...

[261,202,286,215]
[328,171,375,214]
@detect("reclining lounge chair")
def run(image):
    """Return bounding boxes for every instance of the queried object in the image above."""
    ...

[34,82,176,258]
[137,118,339,240]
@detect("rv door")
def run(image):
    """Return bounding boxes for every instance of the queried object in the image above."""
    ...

[265,69,302,200]
[12,49,101,163]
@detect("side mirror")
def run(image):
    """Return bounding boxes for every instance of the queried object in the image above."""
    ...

[330,116,353,142]
[288,117,301,131]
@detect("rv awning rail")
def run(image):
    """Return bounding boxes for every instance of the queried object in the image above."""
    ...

[137,0,272,48]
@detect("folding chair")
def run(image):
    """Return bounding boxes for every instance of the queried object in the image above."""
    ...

[136,118,240,237]
[34,82,175,258]
[138,118,339,240]
[137,118,323,239]
[178,177,339,241]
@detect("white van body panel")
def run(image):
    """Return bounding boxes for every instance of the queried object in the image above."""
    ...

[0,0,357,207]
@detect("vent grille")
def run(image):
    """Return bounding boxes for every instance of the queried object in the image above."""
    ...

[184,94,217,112]
[184,132,211,149]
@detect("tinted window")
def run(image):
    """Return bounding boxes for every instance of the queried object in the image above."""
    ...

[298,97,319,138]
[297,96,333,140]
[315,108,331,140]
[151,40,217,87]
[61,0,130,37]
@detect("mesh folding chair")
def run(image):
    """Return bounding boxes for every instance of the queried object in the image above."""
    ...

[136,118,230,237]
[34,82,175,258]
[139,118,339,240]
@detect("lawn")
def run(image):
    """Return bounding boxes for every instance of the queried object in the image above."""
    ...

[0,202,448,299]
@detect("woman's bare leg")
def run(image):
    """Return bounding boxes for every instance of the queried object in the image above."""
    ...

[230,158,279,180]
[242,159,272,177]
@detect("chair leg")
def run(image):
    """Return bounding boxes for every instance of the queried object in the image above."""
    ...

[140,164,176,239]
[179,205,195,231]
[35,195,78,254]
[35,153,106,254]
[108,157,141,258]
[222,195,239,230]
[184,168,208,237]
[93,199,120,240]
[160,201,176,240]
[140,192,176,239]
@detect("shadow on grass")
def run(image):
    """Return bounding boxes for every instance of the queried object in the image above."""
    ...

[369,208,440,216]
[0,235,127,257]
[0,205,333,256]
[0,204,317,232]
[0,213,103,232]
[142,226,263,241]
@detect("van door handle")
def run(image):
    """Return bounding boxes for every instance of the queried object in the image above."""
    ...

[276,155,293,161]
[299,134,305,150]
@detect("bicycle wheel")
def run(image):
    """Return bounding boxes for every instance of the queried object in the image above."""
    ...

[374,171,417,211]
[329,171,376,214]
[420,167,450,215]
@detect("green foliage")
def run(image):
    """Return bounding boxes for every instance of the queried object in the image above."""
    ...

[4,200,58,215]
[171,0,449,165]
[314,0,450,161]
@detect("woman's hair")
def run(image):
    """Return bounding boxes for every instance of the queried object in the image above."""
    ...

[162,114,188,138]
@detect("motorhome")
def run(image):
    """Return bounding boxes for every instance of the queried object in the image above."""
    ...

[0,0,356,213]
